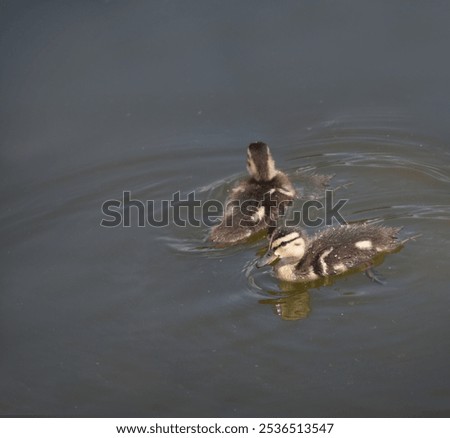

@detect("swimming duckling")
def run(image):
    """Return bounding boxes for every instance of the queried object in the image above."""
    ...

[210,142,295,244]
[257,223,410,282]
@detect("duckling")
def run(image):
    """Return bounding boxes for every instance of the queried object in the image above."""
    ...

[256,223,410,282]
[210,142,295,244]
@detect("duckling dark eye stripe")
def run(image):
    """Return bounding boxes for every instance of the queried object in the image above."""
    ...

[273,236,299,249]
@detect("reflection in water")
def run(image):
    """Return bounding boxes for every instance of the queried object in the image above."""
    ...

[260,287,311,321]
[258,277,337,321]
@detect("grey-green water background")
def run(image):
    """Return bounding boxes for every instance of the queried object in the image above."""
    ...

[1,1,450,417]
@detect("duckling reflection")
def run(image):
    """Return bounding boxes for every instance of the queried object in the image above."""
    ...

[210,142,295,245]
[258,276,339,321]
[259,282,312,321]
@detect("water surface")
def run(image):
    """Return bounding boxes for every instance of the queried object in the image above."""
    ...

[1,1,450,417]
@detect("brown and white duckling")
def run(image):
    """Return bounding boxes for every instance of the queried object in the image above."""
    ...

[257,223,410,282]
[210,142,295,244]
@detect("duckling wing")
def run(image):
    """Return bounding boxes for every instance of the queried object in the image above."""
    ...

[210,176,296,244]
[258,174,296,226]
[297,224,402,276]
[209,181,270,243]
[209,200,265,244]
[228,178,295,227]
[269,173,296,204]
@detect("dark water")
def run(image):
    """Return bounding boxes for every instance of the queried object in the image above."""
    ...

[1,1,450,417]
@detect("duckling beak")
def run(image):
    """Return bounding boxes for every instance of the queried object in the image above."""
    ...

[256,250,279,268]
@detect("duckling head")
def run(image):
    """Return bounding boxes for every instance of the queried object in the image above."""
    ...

[256,227,307,267]
[247,142,277,182]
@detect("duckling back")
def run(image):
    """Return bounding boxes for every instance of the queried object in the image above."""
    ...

[209,142,295,244]
[297,223,402,278]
